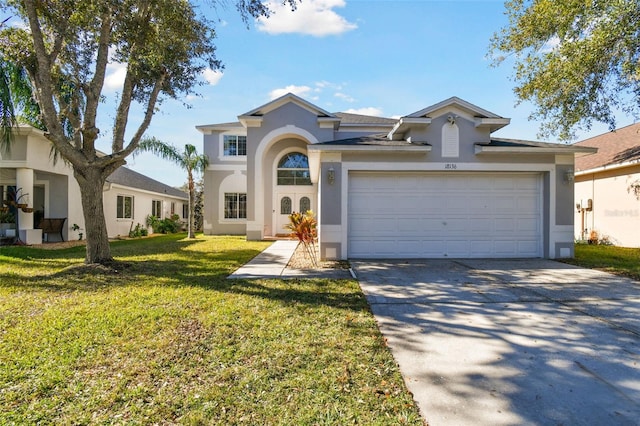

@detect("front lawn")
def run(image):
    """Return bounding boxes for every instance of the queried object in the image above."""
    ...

[566,244,640,281]
[0,235,422,424]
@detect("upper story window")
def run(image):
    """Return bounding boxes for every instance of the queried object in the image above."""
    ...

[223,135,247,156]
[277,152,311,185]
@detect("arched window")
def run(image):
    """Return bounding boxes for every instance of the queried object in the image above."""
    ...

[277,152,311,185]
[299,196,311,213]
[281,196,292,215]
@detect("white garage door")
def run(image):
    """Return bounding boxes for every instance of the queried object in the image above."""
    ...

[348,172,542,258]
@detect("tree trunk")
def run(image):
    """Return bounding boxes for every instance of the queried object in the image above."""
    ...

[189,179,196,238]
[188,172,195,239]
[74,167,112,264]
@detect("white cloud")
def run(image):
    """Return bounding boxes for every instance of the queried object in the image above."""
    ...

[202,68,224,85]
[104,61,127,92]
[269,85,313,99]
[257,0,357,37]
[334,92,355,102]
[345,107,383,117]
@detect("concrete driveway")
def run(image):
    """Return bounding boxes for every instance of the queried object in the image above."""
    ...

[352,259,640,426]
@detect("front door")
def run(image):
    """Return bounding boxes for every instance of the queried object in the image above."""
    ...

[275,192,314,236]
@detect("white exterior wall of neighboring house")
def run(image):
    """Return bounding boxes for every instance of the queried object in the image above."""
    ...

[1,126,188,243]
[574,164,640,246]
[103,183,187,238]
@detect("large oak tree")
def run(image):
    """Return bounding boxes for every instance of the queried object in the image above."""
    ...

[490,0,640,140]
[0,0,296,264]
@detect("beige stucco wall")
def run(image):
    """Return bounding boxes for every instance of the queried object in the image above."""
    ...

[574,165,640,246]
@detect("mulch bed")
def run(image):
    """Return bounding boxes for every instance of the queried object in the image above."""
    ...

[286,241,350,270]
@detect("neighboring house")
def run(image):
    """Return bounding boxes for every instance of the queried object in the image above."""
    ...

[573,122,640,246]
[0,126,188,244]
[197,93,595,260]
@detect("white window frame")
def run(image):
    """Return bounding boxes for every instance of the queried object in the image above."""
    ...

[224,192,247,220]
[222,135,247,157]
[151,199,162,218]
[117,195,134,219]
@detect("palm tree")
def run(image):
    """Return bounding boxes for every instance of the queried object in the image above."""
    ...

[137,138,208,238]
[0,59,18,151]
[1,57,48,152]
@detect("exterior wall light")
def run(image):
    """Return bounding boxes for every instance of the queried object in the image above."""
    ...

[327,166,335,185]
[564,169,575,183]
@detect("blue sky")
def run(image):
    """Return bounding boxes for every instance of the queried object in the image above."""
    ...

[96,0,626,187]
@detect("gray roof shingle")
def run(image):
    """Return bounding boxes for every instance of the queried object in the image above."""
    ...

[107,167,188,199]
[573,122,640,171]
[314,133,429,147]
[333,112,397,125]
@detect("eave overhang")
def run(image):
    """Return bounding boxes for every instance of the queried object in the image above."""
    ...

[317,117,342,130]
[387,117,432,140]
[474,117,511,132]
[475,143,598,156]
[237,115,264,128]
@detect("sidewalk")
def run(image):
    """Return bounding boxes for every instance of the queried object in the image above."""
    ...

[227,240,298,279]
[227,240,353,279]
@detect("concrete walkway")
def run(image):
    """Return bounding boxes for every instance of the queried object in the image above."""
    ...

[228,240,298,279]
[228,240,353,279]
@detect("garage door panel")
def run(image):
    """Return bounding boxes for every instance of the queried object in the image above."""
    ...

[517,197,538,210]
[348,172,542,258]
[518,241,540,256]
[495,218,516,232]
[517,218,539,232]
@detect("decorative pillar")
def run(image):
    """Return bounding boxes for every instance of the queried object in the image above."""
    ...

[16,167,41,244]
[16,168,34,229]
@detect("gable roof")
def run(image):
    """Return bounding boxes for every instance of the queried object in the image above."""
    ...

[107,167,188,200]
[240,92,336,118]
[388,97,511,140]
[407,96,503,119]
[573,122,640,172]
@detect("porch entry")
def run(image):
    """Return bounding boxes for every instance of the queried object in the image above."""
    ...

[275,192,314,235]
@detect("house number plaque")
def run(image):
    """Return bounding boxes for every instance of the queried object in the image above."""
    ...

[445,163,458,170]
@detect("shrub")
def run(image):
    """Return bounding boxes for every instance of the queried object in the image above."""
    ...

[129,223,148,238]
[286,210,318,267]
[145,214,180,234]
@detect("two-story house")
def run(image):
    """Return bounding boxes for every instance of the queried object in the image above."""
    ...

[197,94,595,260]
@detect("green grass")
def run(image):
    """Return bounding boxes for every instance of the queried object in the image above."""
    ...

[0,235,423,425]
[564,243,640,281]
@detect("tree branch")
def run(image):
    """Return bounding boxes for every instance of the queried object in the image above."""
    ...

[83,8,112,151]
[119,72,166,160]
[22,0,81,163]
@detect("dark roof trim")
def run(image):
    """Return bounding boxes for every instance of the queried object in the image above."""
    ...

[475,138,598,155]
